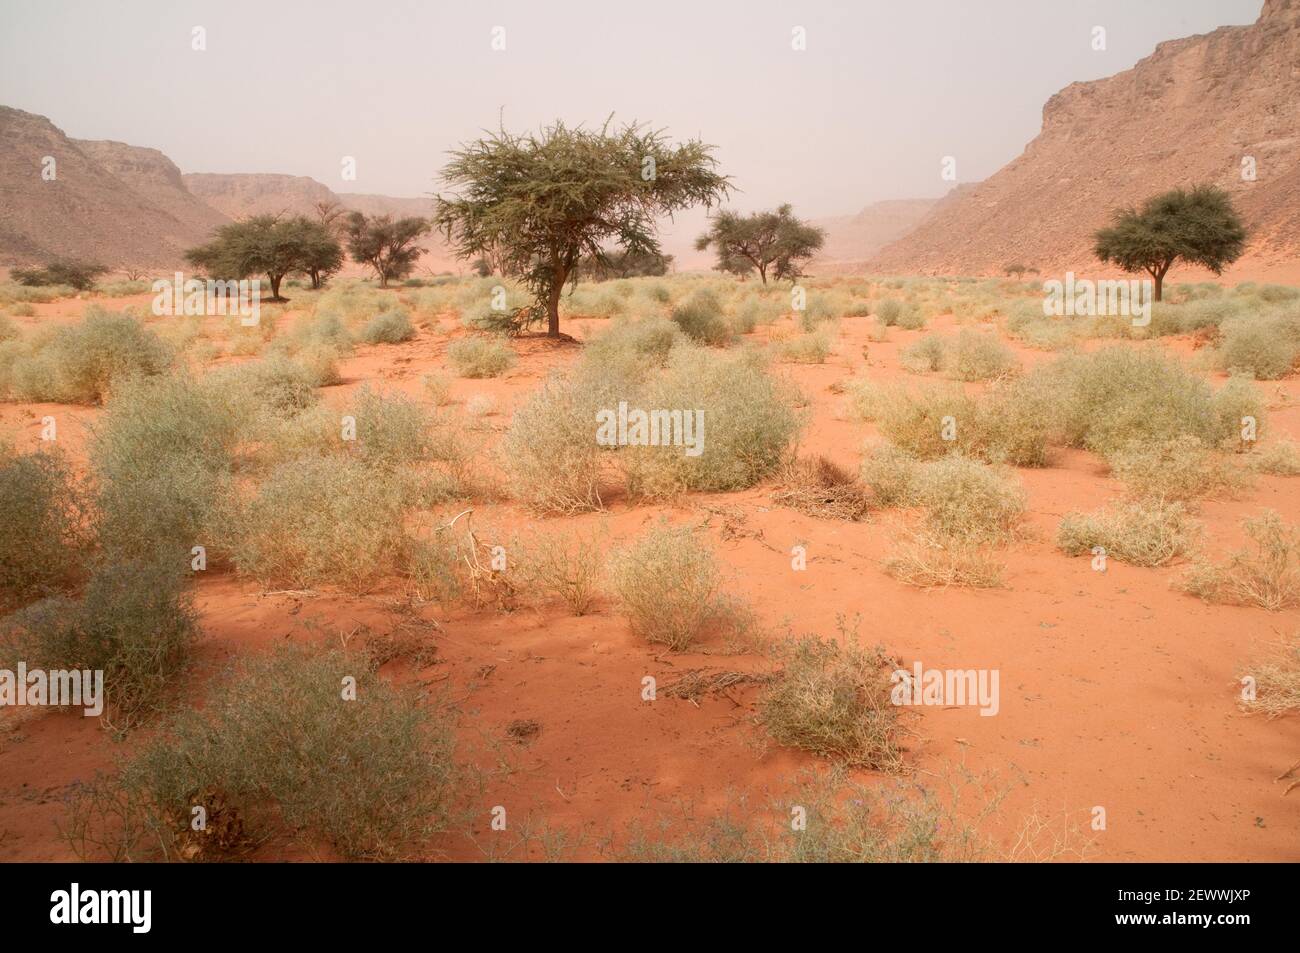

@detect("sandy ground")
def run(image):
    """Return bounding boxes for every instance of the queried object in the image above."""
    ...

[1,288,1297,862]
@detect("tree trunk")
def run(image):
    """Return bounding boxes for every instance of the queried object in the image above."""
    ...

[269,273,283,300]
[546,281,563,337]
[1153,273,1163,302]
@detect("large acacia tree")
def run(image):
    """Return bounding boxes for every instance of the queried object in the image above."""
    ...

[695,204,825,285]
[433,120,731,336]
[1094,185,1246,302]
[344,213,430,288]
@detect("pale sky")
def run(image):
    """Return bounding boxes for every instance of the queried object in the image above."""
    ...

[0,0,1265,249]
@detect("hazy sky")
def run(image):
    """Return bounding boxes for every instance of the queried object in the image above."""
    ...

[1,0,1265,229]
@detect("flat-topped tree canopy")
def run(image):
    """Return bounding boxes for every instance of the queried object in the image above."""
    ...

[433,118,731,336]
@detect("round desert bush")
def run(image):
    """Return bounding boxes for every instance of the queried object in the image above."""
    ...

[207,354,320,416]
[671,290,734,346]
[291,309,354,352]
[0,444,86,607]
[900,334,945,373]
[360,309,416,344]
[948,328,1018,381]
[775,331,832,364]
[583,316,683,378]
[70,645,458,861]
[92,374,242,562]
[859,441,920,507]
[609,523,728,650]
[224,455,411,590]
[1,308,171,404]
[446,336,515,378]
[1037,346,1221,455]
[1104,435,1243,501]
[1214,314,1300,380]
[499,367,619,514]
[1,558,197,726]
[1211,375,1267,451]
[1057,499,1197,567]
[623,346,804,498]
[913,455,1026,543]
[343,386,466,502]
[0,313,18,342]
[875,299,903,326]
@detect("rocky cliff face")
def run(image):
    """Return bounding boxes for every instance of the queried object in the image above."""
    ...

[871,0,1300,279]
[0,106,220,267]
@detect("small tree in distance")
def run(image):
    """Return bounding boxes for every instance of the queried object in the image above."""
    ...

[185,216,338,300]
[1094,185,1246,302]
[344,213,431,288]
[695,204,825,285]
[433,119,731,337]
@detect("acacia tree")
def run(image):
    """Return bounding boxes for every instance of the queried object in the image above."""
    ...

[1094,185,1246,302]
[695,204,825,285]
[291,218,345,289]
[185,215,338,300]
[344,213,430,287]
[433,119,730,337]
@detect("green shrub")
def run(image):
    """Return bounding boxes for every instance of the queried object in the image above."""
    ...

[446,336,515,378]
[360,309,416,344]
[92,374,241,562]
[671,290,734,345]
[859,441,920,507]
[1,559,196,726]
[622,347,804,498]
[1214,314,1300,380]
[224,455,411,590]
[948,329,1018,381]
[0,444,87,607]
[1,308,172,404]
[775,331,832,364]
[66,645,458,861]
[1105,435,1244,501]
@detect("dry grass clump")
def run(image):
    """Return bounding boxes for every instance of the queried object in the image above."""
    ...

[1,559,196,728]
[899,334,945,373]
[912,455,1026,543]
[1239,634,1299,718]
[772,455,871,521]
[517,526,606,615]
[882,533,1005,589]
[774,331,832,364]
[447,336,515,378]
[1057,500,1198,567]
[1104,435,1246,502]
[583,316,683,376]
[1179,511,1300,610]
[1249,439,1300,476]
[206,354,322,416]
[359,308,416,344]
[0,444,88,609]
[758,625,904,771]
[64,646,458,861]
[0,308,172,404]
[609,523,738,650]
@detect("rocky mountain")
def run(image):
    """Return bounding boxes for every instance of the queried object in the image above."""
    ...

[0,106,224,268]
[812,198,939,267]
[871,0,1300,280]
